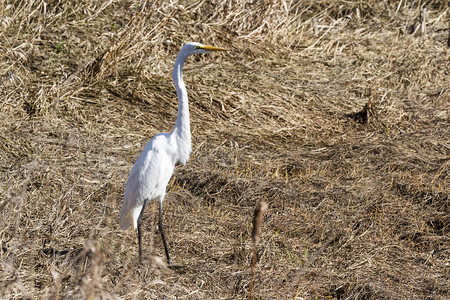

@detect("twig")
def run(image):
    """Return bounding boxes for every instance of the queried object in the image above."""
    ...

[249,200,268,300]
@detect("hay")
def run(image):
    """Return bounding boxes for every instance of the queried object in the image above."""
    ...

[1,0,449,298]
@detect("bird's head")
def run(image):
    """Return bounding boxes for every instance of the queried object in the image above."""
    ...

[181,42,227,56]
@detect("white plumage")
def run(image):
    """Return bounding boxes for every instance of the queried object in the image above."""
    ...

[120,133,177,230]
[119,42,226,265]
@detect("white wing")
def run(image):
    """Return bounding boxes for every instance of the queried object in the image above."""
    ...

[120,133,176,230]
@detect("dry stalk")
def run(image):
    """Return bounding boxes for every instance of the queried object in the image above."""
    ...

[249,200,268,300]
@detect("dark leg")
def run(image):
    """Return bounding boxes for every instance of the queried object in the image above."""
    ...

[159,201,172,265]
[137,200,148,263]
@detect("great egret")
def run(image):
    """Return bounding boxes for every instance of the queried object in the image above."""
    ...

[120,42,226,265]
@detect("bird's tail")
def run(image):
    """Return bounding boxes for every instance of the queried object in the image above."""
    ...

[120,203,142,230]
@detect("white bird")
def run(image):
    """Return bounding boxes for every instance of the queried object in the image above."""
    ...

[120,42,226,265]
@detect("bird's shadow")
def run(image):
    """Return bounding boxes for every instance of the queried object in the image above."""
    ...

[168,263,187,274]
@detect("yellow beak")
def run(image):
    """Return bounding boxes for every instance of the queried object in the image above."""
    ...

[201,45,227,52]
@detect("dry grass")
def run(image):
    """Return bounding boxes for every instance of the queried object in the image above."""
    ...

[1,0,449,299]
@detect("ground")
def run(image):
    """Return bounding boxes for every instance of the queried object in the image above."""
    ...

[0,1,449,299]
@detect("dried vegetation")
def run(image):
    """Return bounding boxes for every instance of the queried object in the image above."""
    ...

[1,0,449,299]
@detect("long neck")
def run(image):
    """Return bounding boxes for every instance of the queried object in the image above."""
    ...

[172,52,192,161]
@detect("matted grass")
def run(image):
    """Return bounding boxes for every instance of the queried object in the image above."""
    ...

[1,0,448,299]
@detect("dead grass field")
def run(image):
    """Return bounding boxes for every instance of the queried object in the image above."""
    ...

[1,0,449,299]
